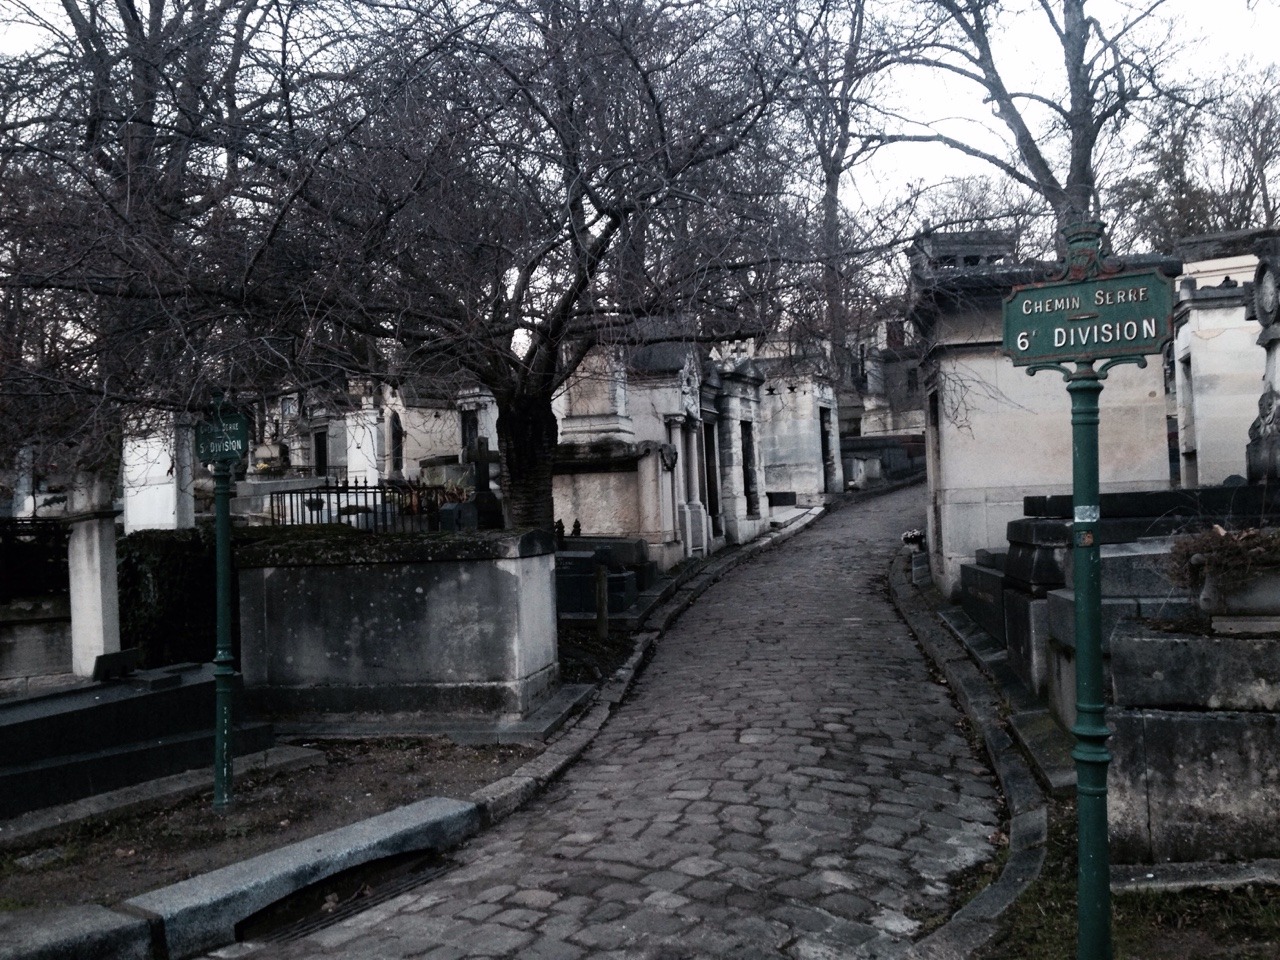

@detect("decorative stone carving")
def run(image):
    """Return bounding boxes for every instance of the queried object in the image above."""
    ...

[659,443,678,472]
[1249,389,1280,443]
[1255,246,1280,327]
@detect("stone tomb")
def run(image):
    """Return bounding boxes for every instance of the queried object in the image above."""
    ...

[959,484,1280,863]
[238,529,558,719]
[1108,623,1280,863]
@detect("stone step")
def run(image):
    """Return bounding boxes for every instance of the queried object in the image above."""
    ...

[1063,538,1193,598]
[1046,589,1196,653]
[0,664,219,767]
[0,722,274,819]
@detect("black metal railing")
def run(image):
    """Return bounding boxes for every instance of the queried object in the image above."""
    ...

[0,517,70,600]
[269,478,460,534]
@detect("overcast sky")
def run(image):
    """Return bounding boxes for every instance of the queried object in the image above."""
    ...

[853,0,1280,202]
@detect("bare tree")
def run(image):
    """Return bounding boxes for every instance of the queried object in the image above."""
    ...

[919,174,1056,259]
[1108,67,1280,251]
[0,0,386,494]
[281,0,797,530]
[886,0,1178,234]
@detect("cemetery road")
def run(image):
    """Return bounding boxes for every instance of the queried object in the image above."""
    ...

[213,486,1001,959]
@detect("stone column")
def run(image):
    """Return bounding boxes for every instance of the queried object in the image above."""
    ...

[68,508,122,677]
[13,447,34,516]
[636,443,669,544]
[174,419,196,528]
[681,417,709,555]
[717,412,745,523]
[345,403,384,485]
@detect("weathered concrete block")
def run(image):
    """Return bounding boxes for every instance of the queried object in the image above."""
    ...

[1110,625,1280,710]
[1046,589,1136,653]
[960,563,1005,644]
[1003,590,1049,697]
[1003,542,1067,594]
[1109,709,1280,863]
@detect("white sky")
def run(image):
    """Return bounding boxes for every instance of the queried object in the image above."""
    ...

[855,0,1280,204]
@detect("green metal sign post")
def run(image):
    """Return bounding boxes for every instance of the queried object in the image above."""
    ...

[1002,223,1174,960]
[197,395,249,812]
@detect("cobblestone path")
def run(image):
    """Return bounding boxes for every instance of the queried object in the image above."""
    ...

[233,487,1001,959]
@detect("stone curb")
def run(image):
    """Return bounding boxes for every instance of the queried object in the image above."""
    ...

[0,904,152,960]
[464,505,830,829]
[888,550,1049,960]
[126,797,479,960]
[3,798,480,960]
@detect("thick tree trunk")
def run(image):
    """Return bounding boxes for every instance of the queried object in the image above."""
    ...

[495,394,558,532]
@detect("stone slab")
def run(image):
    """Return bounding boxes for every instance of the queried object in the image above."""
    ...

[973,549,1006,573]
[1213,615,1280,634]
[1110,625,1280,710]
[1045,589,1135,653]
[1045,636,1080,732]
[1136,596,1198,621]
[0,627,69,680]
[1003,542,1066,592]
[270,683,595,747]
[1005,519,1070,549]
[1063,539,1189,599]
[1112,858,1280,894]
[1009,516,1195,549]
[1003,590,1050,697]
[0,722,274,820]
[1024,485,1280,521]
[0,746,323,849]
[125,796,480,959]
[560,537,651,566]
[1006,709,1076,798]
[1109,709,1280,863]
[0,664,216,768]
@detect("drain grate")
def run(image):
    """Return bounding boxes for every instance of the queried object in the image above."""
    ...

[237,852,452,944]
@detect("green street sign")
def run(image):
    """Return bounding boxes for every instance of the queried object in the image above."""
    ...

[196,413,249,462]
[1003,269,1174,366]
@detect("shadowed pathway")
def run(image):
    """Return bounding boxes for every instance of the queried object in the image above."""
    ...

[214,486,1000,960]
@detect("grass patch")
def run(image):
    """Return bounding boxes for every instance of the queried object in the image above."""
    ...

[975,800,1280,959]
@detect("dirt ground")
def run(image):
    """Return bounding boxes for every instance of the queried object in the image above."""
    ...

[0,625,635,913]
[0,738,538,910]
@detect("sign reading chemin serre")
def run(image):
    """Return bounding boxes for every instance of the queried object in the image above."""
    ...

[195,413,249,462]
[1003,269,1174,366]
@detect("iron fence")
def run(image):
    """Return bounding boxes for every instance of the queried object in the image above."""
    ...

[268,479,457,534]
[0,517,70,600]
